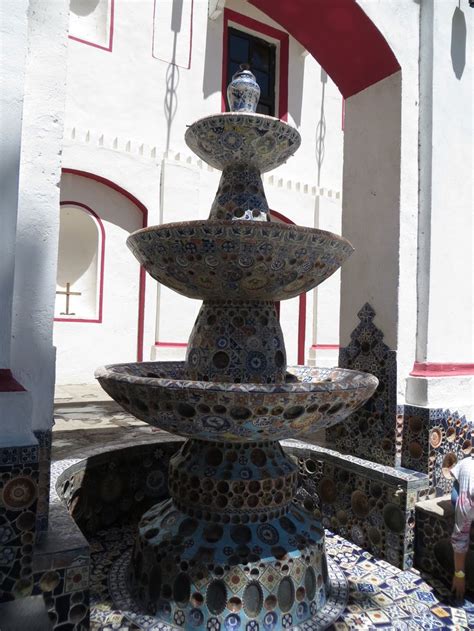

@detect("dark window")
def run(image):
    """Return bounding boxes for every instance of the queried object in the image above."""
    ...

[227,27,276,116]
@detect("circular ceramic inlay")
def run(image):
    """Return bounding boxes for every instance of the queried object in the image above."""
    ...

[2,477,37,510]
[429,427,443,449]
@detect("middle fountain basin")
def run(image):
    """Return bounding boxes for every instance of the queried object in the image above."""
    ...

[95,362,378,443]
[126,221,354,302]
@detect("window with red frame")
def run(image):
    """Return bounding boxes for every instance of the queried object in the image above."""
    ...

[227,27,276,116]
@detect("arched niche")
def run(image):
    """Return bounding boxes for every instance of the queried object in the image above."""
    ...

[55,203,104,322]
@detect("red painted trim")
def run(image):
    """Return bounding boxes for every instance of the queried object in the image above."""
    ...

[222,9,289,120]
[55,202,105,324]
[410,362,474,377]
[249,0,400,98]
[69,0,115,52]
[311,344,340,350]
[0,369,26,392]
[152,0,194,69]
[61,169,148,362]
[155,342,188,348]
[297,293,306,365]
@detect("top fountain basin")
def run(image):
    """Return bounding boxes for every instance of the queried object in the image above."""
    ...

[95,361,378,443]
[185,113,301,173]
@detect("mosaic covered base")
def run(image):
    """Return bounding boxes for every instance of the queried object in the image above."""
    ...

[130,500,330,630]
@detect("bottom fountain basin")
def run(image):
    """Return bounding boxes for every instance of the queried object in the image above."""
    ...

[95,362,378,442]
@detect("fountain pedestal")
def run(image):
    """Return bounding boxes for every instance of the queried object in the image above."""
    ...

[130,440,329,629]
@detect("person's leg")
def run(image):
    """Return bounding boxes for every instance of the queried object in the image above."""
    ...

[451,498,473,601]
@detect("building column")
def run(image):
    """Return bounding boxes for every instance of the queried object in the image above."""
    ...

[405,0,473,419]
[0,0,69,604]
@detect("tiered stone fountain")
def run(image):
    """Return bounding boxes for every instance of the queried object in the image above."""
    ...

[96,68,378,630]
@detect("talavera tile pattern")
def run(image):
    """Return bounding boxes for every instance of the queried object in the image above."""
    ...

[95,362,378,443]
[327,303,399,467]
[415,496,474,594]
[47,446,473,630]
[0,441,39,602]
[184,113,301,174]
[401,406,473,497]
[96,71,377,629]
[126,221,354,302]
[284,442,429,571]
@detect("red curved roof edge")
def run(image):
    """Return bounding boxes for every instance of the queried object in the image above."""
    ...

[249,0,401,99]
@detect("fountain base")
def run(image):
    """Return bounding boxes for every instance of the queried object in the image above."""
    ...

[124,439,340,630]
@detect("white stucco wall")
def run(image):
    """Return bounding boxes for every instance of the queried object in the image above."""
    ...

[341,0,421,404]
[406,0,473,412]
[10,0,69,432]
[418,0,473,364]
[0,0,28,370]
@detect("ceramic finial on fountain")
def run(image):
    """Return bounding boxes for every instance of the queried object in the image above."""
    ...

[227,63,261,113]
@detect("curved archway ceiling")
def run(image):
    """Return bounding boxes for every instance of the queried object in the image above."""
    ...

[249,0,400,98]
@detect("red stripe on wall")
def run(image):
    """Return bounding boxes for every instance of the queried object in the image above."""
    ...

[410,362,474,377]
[0,369,26,392]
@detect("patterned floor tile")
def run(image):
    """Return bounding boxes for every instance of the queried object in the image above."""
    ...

[87,526,471,630]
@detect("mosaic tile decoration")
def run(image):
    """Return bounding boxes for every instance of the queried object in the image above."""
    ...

[284,442,428,571]
[186,300,287,384]
[96,362,377,444]
[126,221,354,302]
[415,496,474,594]
[86,525,474,631]
[327,303,399,467]
[401,406,473,497]
[54,442,179,536]
[0,441,39,602]
[99,71,377,629]
[31,491,90,629]
[184,113,301,174]
[34,429,52,539]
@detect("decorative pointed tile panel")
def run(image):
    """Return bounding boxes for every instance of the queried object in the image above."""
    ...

[327,304,399,466]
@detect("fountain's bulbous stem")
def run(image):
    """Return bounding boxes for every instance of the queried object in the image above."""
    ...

[186,300,287,383]
[210,163,269,221]
[129,439,330,628]
[169,440,297,516]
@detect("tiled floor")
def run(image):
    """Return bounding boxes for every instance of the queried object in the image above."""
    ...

[86,525,473,631]
[53,403,474,630]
